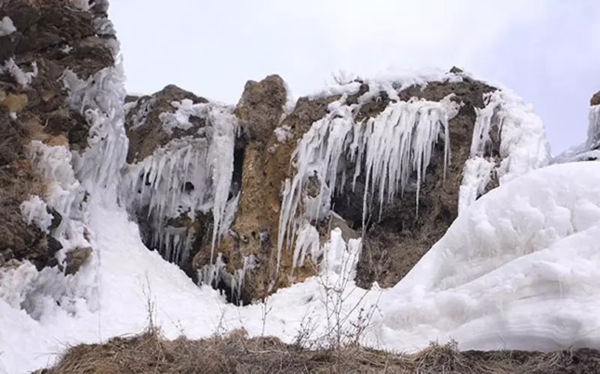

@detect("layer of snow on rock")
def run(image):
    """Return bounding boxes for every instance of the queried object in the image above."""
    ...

[0,16,16,36]
[160,99,199,135]
[20,196,53,234]
[372,161,600,352]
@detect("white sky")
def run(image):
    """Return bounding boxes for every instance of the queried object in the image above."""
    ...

[109,0,600,155]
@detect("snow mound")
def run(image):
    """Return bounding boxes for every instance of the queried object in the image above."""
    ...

[372,161,600,352]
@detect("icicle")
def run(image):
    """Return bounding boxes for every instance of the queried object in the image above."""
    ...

[276,101,355,278]
[291,222,321,272]
[586,105,600,150]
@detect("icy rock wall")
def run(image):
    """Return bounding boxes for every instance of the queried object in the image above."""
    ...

[278,94,460,277]
[0,0,128,317]
[122,102,238,266]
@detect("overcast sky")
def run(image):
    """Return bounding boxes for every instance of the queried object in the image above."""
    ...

[109,1,600,155]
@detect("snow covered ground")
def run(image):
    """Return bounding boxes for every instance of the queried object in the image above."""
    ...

[3,160,600,373]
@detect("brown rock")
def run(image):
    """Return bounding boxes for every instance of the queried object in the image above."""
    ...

[591,91,600,106]
[64,247,93,275]
[235,75,287,143]
[125,84,209,163]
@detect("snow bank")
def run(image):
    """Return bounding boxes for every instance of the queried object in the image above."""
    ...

[372,161,600,352]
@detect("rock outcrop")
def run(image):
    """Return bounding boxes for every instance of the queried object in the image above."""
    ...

[121,71,551,304]
[1,1,551,308]
[0,0,117,273]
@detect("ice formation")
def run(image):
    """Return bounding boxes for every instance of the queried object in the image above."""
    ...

[123,102,238,265]
[586,105,600,150]
[458,89,550,213]
[278,94,459,277]
[19,196,53,234]
[553,106,600,164]
[61,66,129,193]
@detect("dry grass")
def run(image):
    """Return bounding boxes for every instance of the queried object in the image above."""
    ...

[38,328,600,374]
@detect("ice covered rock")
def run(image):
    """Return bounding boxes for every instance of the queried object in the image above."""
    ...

[553,91,600,163]
[0,0,120,270]
[123,84,238,281]
[193,75,288,304]
[125,85,209,163]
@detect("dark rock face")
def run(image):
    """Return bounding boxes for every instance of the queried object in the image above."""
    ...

[0,0,115,269]
[125,85,209,163]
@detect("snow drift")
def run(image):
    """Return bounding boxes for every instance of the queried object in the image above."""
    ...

[373,161,600,352]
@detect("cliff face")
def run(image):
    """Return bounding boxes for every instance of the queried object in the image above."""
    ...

[0,0,116,272]
[0,1,552,306]
[122,72,549,304]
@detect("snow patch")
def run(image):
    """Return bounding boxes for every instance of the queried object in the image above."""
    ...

[0,16,17,36]
[1,58,38,87]
[160,99,199,135]
[274,125,292,143]
[20,196,53,234]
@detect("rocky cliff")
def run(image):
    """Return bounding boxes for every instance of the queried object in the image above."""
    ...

[0,0,553,307]
[122,71,549,304]
[0,0,117,275]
